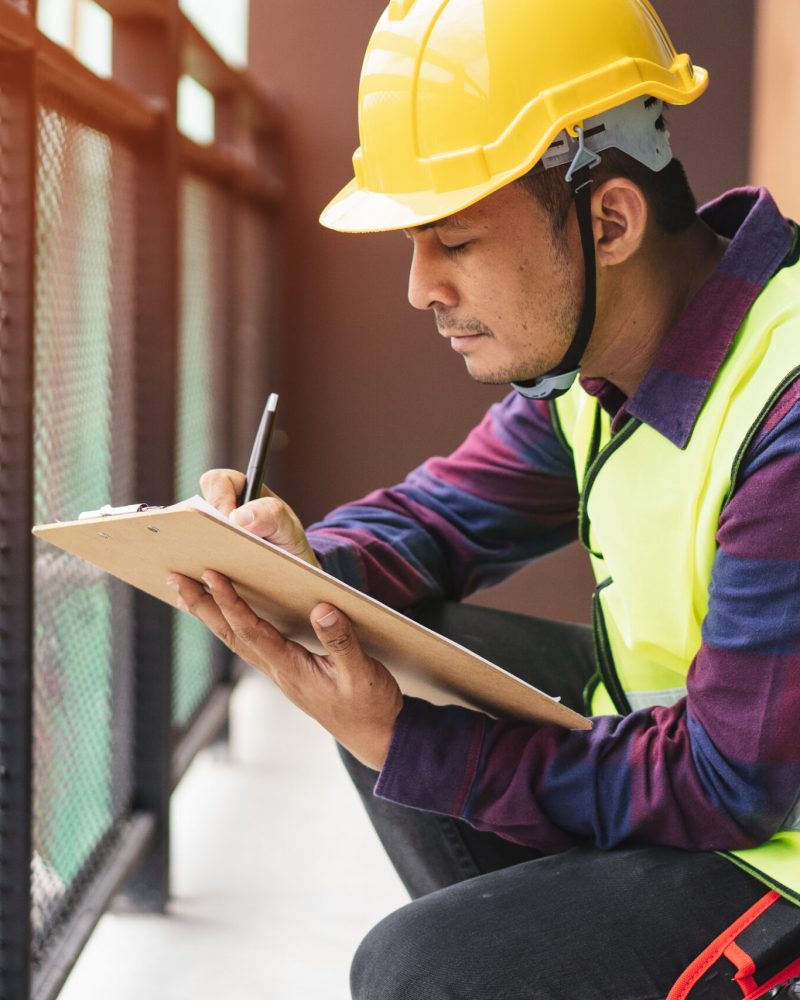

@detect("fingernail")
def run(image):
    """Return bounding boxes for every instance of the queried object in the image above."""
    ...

[317,610,338,628]
[232,508,254,527]
[166,577,179,591]
[201,574,214,591]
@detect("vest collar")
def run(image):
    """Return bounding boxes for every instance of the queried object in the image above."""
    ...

[580,187,795,449]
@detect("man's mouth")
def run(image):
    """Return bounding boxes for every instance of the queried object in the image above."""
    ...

[444,331,486,352]
[436,316,493,350]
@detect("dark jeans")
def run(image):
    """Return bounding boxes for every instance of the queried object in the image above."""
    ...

[341,601,772,1000]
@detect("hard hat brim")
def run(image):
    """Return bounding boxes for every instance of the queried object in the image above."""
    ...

[319,174,517,234]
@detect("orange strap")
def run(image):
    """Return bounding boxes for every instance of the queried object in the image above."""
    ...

[667,891,779,1000]
[745,957,800,1000]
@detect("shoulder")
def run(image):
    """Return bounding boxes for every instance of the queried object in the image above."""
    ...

[738,378,800,477]
[484,391,575,474]
[720,379,800,541]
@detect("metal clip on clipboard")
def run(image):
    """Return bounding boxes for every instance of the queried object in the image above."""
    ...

[77,503,160,520]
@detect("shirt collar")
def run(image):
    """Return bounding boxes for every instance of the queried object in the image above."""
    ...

[580,187,795,448]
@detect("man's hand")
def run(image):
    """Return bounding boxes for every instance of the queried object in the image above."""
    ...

[168,569,403,771]
[200,468,320,568]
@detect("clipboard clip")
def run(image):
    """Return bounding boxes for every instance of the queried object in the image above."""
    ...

[78,503,158,520]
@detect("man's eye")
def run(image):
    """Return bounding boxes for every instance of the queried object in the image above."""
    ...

[441,241,470,255]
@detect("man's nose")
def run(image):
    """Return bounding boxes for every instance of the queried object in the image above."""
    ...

[407,244,458,311]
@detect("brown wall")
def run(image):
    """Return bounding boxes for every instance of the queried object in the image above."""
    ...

[751,0,800,220]
[248,1,754,624]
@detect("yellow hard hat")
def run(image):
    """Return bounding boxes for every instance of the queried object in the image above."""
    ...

[320,0,708,234]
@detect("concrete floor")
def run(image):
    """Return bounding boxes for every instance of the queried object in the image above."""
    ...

[58,670,407,1000]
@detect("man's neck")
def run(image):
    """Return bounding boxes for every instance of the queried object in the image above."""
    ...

[585,219,728,398]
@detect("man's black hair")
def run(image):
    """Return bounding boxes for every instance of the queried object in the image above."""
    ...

[518,114,698,236]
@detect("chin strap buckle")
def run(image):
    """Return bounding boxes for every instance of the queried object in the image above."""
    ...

[565,126,602,185]
[511,370,579,401]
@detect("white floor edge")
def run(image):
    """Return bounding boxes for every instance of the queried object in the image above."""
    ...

[57,669,407,1000]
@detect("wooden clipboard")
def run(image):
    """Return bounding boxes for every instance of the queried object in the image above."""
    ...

[33,496,591,730]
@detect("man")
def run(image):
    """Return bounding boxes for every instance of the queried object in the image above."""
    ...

[169,0,800,996]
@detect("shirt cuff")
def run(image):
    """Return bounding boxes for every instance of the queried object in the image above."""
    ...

[308,530,367,592]
[374,696,488,818]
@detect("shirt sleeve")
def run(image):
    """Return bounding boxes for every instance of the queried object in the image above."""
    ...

[306,391,579,609]
[375,387,800,854]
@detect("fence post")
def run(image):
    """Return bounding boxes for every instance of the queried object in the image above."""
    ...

[0,38,37,1000]
[112,4,182,912]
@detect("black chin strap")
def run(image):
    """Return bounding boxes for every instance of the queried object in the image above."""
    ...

[511,162,598,401]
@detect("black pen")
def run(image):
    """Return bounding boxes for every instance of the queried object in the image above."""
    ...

[239,392,279,506]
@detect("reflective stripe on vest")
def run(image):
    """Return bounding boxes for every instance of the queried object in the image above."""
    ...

[626,687,686,712]
[554,258,800,903]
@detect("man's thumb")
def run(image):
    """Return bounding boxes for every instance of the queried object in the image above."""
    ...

[311,604,358,661]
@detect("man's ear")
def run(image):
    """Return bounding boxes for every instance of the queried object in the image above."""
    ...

[591,177,648,267]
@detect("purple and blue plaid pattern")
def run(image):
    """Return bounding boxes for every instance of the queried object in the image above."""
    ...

[310,188,800,854]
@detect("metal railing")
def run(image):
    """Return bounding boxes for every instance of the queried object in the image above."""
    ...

[0,2,284,997]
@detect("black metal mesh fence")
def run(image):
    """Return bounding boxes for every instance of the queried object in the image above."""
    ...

[0,5,283,993]
[0,60,14,944]
[0,46,37,1000]
[30,99,137,957]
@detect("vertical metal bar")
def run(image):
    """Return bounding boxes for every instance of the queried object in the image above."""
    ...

[213,94,237,472]
[212,94,238,692]
[0,44,36,1000]
[111,4,181,912]
[250,117,287,495]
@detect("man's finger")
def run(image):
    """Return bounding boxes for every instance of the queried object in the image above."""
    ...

[230,497,319,565]
[199,468,245,518]
[202,570,289,654]
[168,573,236,645]
[229,496,283,536]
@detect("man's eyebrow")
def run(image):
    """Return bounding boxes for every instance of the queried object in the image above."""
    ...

[407,214,471,235]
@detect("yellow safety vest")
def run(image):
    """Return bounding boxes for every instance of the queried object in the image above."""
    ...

[553,258,800,905]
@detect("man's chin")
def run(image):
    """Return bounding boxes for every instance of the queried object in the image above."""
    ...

[462,358,540,387]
